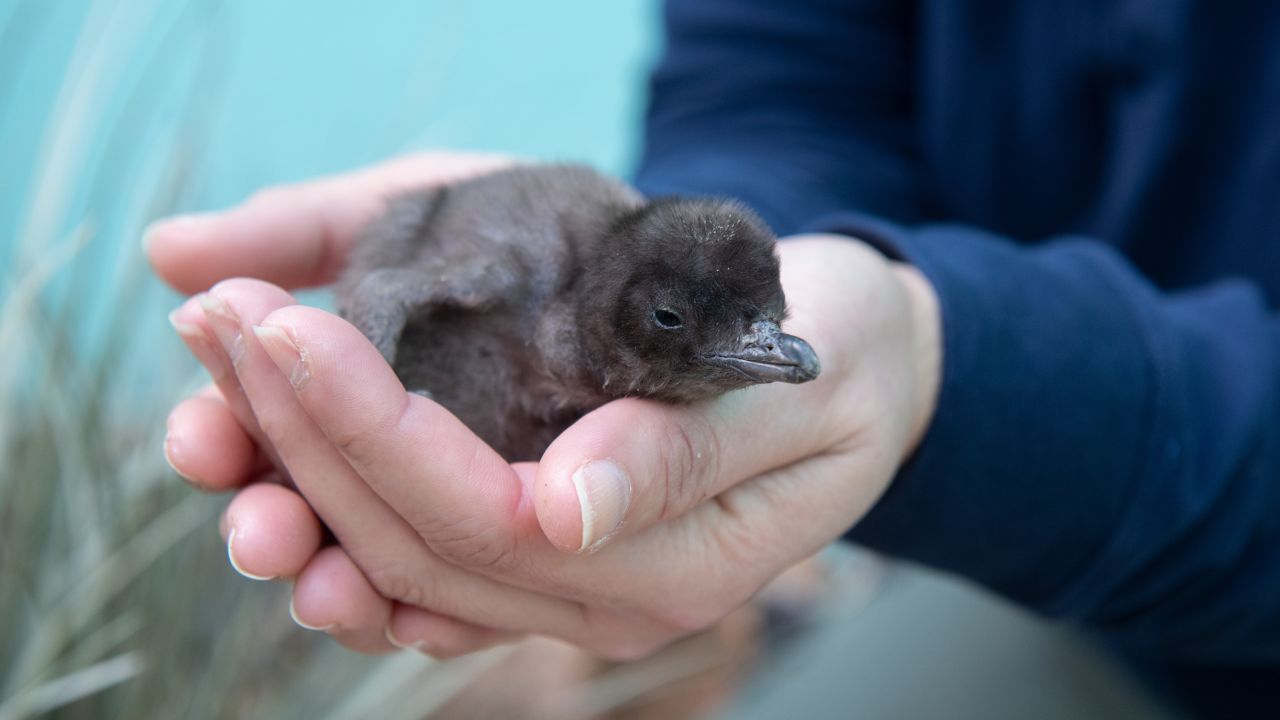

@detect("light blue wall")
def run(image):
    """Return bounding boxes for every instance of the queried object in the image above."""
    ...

[0,0,658,394]
[2,0,657,228]
[191,0,659,207]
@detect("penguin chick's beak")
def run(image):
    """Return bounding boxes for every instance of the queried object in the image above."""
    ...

[703,320,821,384]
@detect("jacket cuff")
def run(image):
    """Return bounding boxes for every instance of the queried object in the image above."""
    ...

[800,211,1155,614]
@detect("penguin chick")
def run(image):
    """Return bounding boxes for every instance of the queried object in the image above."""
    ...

[335,164,820,461]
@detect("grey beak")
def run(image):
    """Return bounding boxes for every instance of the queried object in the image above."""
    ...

[703,320,821,384]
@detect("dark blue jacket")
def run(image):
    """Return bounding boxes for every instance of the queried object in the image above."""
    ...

[634,1,1280,715]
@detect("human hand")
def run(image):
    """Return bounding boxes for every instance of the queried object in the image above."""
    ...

[151,156,941,659]
[154,151,516,493]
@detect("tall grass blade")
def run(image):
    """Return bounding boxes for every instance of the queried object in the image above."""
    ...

[0,652,145,720]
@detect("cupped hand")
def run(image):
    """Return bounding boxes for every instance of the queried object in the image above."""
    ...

[150,154,941,659]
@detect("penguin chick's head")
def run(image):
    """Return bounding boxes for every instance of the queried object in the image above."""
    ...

[581,197,821,402]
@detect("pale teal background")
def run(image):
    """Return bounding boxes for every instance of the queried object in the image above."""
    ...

[1,0,656,210]
[0,0,657,396]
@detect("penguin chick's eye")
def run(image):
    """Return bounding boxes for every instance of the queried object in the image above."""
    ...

[652,308,684,329]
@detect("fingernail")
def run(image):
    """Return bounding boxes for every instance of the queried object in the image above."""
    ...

[226,528,276,581]
[163,429,207,488]
[198,293,246,366]
[162,432,189,479]
[571,460,631,553]
[290,598,336,632]
[253,325,310,390]
[169,309,230,381]
[384,626,427,652]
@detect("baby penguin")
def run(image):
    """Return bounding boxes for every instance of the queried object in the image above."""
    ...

[335,164,820,461]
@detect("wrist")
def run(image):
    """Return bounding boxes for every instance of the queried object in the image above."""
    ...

[891,262,942,461]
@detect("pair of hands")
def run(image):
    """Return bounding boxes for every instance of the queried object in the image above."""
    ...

[149,152,941,659]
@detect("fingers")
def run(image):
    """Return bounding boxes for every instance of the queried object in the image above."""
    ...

[164,391,258,491]
[245,299,836,590]
[206,234,905,662]
[146,152,515,294]
[205,280,591,641]
[292,549,517,658]
[222,483,324,580]
[170,298,284,474]
[386,605,519,658]
[251,305,526,568]
[244,298,829,633]
[229,287,851,657]
[147,184,376,294]
[292,546,396,654]
[197,280,427,548]
[533,369,844,554]
[223,483,520,658]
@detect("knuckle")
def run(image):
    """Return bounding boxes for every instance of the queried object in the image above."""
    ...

[655,414,722,522]
[329,425,378,466]
[366,565,430,609]
[328,395,410,468]
[410,448,519,574]
[422,519,516,573]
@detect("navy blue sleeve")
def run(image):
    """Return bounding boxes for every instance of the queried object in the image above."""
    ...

[636,0,926,233]
[635,0,1280,669]
[825,213,1280,667]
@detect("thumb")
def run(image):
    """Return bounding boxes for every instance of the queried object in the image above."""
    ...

[533,380,840,554]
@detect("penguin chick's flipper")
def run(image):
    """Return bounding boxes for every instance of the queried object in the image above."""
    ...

[342,267,434,363]
[340,264,507,365]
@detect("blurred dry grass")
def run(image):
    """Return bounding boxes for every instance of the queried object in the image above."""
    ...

[0,0,503,709]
